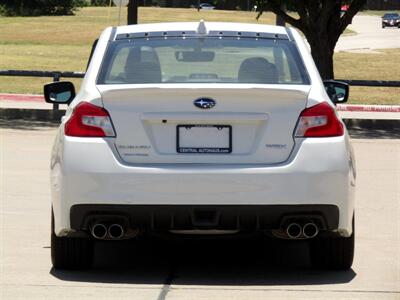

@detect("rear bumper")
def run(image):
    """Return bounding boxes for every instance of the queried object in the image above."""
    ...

[70,204,339,232]
[51,135,355,237]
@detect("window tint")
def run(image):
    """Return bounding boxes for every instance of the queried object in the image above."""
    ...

[98,37,309,85]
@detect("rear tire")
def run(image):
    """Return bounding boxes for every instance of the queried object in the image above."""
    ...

[51,210,94,269]
[309,216,354,270]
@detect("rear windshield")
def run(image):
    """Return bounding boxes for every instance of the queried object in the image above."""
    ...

[97,36,310,85]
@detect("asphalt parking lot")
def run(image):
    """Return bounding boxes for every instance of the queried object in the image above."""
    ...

[0,120,399,300]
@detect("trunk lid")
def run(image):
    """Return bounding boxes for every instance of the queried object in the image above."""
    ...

[97,84,309,164]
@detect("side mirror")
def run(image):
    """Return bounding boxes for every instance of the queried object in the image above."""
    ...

[323,80,349,104]
[43,81,75,105]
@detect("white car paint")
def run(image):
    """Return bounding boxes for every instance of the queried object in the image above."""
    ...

[50,22,355,239]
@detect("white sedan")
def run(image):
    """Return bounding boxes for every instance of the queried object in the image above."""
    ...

[44,21,356,270]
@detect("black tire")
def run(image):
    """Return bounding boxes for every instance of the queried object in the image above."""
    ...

[309,216,355,270]
[51,210,94,269]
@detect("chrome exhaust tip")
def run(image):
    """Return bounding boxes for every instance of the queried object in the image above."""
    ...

[108,223,124,239]
[303,222,319,238]
[286,223,302,239]
[91,223,107,239]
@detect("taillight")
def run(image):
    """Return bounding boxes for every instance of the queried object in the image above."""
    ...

[65,102,115,137]
[295,102,343,137]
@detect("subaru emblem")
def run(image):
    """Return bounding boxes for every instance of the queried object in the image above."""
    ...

[194,98,216,109]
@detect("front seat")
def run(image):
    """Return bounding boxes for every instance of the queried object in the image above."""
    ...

[124,47,162,83]
[238,57,278,84]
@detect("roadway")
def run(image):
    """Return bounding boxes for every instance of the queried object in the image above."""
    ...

[336,15,400,52]
[0,121,399,299]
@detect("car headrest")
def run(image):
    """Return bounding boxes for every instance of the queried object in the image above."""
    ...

[238,57,278,84]
[124,48,162,83]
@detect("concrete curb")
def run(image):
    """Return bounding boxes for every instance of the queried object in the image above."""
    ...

[343,118,399,130]
[0,93,43,102]
[1,107,399,130]
[336,104,400,113]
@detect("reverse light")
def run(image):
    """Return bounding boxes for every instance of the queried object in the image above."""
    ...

[295,102,344,137]
[65,102,115,137]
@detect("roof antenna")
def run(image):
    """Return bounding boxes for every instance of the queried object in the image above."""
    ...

[197,19,207,35]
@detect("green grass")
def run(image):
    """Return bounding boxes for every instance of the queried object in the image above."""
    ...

[334,48,400,105]
[0,7,399,104]
[343,27,357,35]
[0,7,276,46]
[0,7,276,94]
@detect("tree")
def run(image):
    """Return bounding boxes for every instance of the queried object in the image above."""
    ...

[0,0,85,16]
[256,0,366,79]
[90,0,112,5]
[127,0,138,24]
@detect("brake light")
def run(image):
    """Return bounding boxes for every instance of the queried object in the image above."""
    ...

[295,102,343,137]
[65,102,115,137]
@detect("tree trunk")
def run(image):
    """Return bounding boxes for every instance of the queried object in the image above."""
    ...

[127,0,138,25]
[307,35,335,80]
[275,3,285,26]
[20,0,24,16]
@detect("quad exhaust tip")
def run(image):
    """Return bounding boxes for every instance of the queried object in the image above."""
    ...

[91,223,125,239]
[285,222,319,239]
[108,223,125,239]
[91,223,107,239]
[286,223,302,239]
[302,222,319,238]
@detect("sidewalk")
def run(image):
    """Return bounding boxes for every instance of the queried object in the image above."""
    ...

[1,93,399,129]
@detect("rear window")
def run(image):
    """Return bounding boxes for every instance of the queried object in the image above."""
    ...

[97,36,309,85]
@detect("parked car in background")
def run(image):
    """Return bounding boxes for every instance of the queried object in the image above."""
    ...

[198,3,215,10]
[382,13,400,28]
[45,21,355,271]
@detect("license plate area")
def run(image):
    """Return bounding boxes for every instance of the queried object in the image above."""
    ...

[177,125,232,154]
